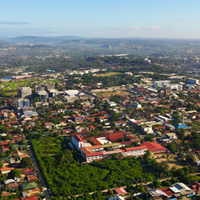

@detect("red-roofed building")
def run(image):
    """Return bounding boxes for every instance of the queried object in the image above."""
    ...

[92,138,102,145]
[21,196,38,200]
[141,142,167,154]
[159,187,174,196]
[136,97,145,102]
[107,133,125,142]
[114,188,127,195]
[80,148,103,163]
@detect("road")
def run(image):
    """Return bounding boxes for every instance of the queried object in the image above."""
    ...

[25,135,51,199]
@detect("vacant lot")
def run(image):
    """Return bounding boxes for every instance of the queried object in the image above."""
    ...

[156,157,183,170]
[96,90,130,97]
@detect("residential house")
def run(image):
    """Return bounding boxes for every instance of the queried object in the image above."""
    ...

[113,121,126,127]
[1,167,15,174]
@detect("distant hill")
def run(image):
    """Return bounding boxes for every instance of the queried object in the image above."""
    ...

[3,36,84,44]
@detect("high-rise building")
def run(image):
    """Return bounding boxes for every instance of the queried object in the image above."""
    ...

[18,87,32,98]
[24,99,30,107]
[17,99,30,108]
[17,99,24,108]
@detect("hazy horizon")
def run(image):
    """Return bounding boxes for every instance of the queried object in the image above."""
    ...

[1,0,200,39]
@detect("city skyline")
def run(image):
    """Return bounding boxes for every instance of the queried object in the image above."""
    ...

[0,0,200,39]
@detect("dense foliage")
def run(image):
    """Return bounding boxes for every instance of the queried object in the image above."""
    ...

[31,136,198,197]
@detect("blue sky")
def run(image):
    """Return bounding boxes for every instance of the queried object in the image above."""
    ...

[0,0,200,39]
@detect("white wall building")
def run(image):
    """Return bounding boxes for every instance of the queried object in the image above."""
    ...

[124,146,147,157]
[71,135,85,150]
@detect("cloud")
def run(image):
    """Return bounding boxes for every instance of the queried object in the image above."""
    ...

[146,26,164,30]
[127,26,141,31]
[0,21,30,25]
[127,26,172,31]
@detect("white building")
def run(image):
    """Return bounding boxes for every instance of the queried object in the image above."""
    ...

[108,195,125,200]
[64,90,84,97]
[71,135,85,150]
[124,146,147,157]
[142,126,154,134]
[124,72,133,76]
[170,84,182,91]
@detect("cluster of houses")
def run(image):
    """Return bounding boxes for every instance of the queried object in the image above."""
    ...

[107,181,200,200]
[0,109,40,200]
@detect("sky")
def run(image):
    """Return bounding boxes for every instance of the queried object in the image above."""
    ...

[0,0,200,39]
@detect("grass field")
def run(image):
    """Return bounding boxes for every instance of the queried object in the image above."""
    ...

[94,72,122,77]
[0,78,63,96]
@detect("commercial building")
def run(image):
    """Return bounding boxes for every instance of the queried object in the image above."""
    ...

[187,78,199,85]
[154,80,171,88]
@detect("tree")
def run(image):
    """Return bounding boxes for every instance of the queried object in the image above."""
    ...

[143,150,151,160]
[8,169,21,178]
[186,154,196,165]
[21,157,33,168]
[153,180,161,188]
[8,142,13,149]
[184,145,190,152]
[166,143,176,153]
[144,135,153,142]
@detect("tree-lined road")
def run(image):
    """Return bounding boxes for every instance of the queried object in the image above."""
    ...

[23,132,51,198]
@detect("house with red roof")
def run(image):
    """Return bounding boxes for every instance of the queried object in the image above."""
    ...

[1,167,15,174]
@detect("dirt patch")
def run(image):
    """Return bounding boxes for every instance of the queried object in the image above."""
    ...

[156,158,184,169]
